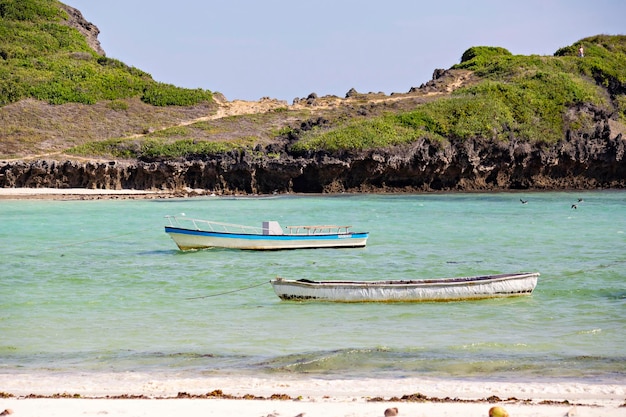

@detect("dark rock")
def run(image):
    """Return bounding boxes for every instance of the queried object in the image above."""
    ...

[432,68,446,80]
[346,88,359,98]
[2,132,624,194]
[305,93,318,105]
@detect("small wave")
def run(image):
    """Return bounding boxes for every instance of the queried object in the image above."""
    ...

[576,328,602,335]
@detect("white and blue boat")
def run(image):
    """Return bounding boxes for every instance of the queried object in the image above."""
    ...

[164,215,369,251]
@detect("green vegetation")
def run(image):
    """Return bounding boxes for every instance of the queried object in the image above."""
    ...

[140,138,252,158]
[293,118,422,152]
[1,0,624,157]
[67,134,257,159]
[0,0,63,23]
[555,34,626,90]
[0,0,212,106]
[141,84,213,107]
[460,46,513,67]
[294,36,624,152]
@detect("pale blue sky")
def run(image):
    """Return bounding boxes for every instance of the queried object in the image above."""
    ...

[64,0,625,102]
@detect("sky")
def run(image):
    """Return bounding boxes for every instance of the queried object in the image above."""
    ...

[63,0,625,102]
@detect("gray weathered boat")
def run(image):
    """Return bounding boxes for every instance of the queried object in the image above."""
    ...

[270,272,540,302]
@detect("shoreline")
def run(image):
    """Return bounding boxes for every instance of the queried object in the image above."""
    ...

[1,375,624,416]
[0,187,619,201]
[0,187,170,200]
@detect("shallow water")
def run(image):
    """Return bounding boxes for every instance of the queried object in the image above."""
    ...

[1,191,625,384]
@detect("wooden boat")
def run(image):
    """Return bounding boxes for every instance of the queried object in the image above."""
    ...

[270,272,540,302]
[164,215,369,250]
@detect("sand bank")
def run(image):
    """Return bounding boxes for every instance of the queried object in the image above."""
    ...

[0,187,170,200]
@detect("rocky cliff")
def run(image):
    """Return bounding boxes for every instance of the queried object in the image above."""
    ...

[2,126,623,195]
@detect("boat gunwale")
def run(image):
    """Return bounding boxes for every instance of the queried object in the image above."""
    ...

[164,226,369,239]
[164,216,367,236]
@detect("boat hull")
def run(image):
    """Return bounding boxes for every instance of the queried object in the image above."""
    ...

[165,226,369,250]
[270,273,539,302]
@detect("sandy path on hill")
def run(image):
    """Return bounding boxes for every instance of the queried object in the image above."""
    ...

[1,71,471,166]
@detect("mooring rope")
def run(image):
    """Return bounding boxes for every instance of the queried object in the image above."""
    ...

[186,280,270,300]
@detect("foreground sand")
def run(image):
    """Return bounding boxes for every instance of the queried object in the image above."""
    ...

[1,375,624,417]
[4,397,623,417]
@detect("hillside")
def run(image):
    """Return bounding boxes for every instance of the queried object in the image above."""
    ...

[0,0,215,158]
[0,0,625,194]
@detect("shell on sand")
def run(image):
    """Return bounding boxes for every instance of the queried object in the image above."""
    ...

[384,407,399,416]
[489,406,509,417]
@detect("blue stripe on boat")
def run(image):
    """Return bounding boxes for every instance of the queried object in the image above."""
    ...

[165,227,368,241]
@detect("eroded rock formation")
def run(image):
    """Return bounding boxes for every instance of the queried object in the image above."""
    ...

[2,132,623,195]
[60,4,105,56]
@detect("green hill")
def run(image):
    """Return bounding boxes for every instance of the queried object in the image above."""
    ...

[293,37,626,152]
[0,0,213,106]
[1,0,624,161]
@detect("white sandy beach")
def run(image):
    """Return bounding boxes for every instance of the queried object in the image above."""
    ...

[0,375,624,417]
[0,188,153,195]
[0,187,163,199]
[4,397,621,417]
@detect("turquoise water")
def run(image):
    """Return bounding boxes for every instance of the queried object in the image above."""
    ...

[1,191,625,383]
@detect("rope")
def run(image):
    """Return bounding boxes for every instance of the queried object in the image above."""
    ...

[186,280,270,300]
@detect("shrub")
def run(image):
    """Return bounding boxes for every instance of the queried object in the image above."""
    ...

[67,138,141,158]
[292,118,422,152]
[106,100,129,111]
[460,46,512,64]
[140,138,242,158]
[67,137,248,158]
[0,0,62,21]
[141,84,213,106]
